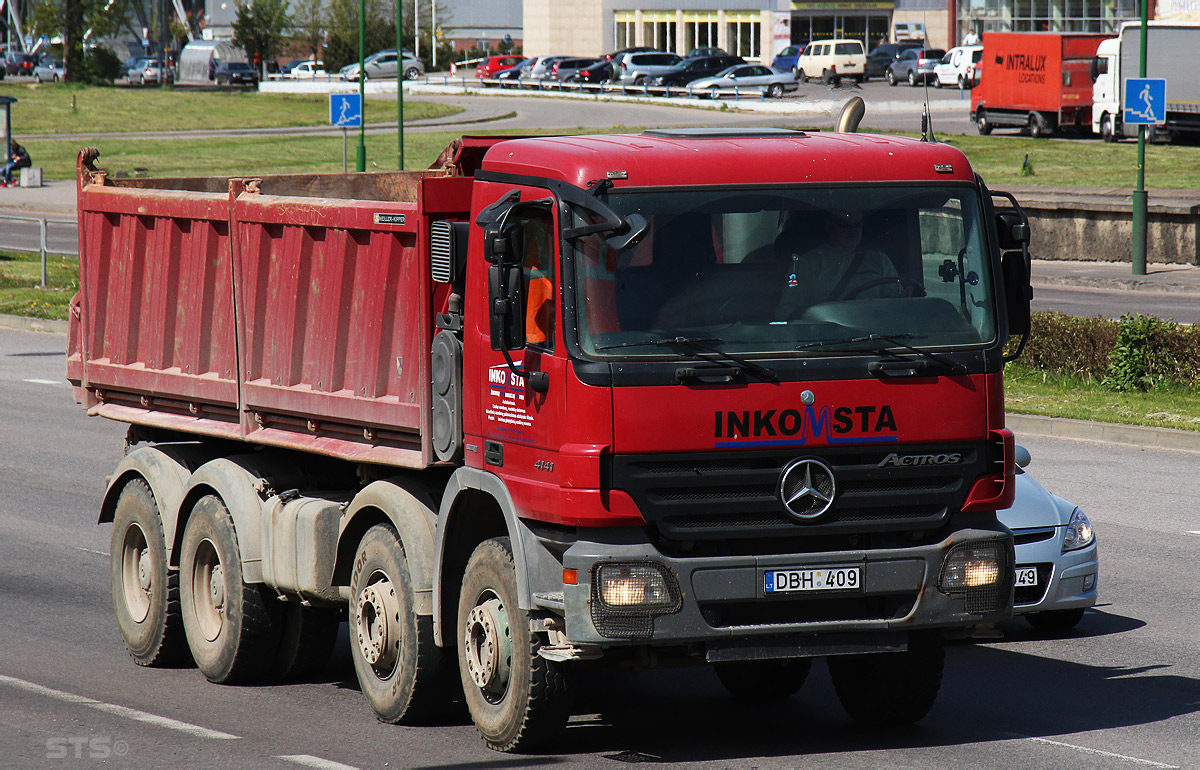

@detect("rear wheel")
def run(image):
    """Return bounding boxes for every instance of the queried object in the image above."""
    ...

[110,480,189,667]
[458,537,570,752]
[180,494,281,683]
[958,74,969,90]
[828,632,944,726]
[767,83,784,98]
[1026,608,1086,631]
[404,67,421,80]
[795,68,806,82]
[714,658,812,700]
[709,85,721,100]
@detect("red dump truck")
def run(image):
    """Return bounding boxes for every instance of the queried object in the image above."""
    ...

[69,130,1033,752]
[971,31,1109,137]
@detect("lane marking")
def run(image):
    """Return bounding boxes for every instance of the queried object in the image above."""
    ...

[1011,734,1178,768]
[276,755,359,770]
[23,379,63,386]
[74,547,109,557]
[0,675,240,741]
[1186,531,1200,536]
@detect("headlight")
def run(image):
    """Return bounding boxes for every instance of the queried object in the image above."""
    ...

[596,563,676,609]
[939,539,1011,615]
[1063,508,1095,552]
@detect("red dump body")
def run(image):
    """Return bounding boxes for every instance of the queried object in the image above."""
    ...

[67,147,491,468]
[971,31,1108,133]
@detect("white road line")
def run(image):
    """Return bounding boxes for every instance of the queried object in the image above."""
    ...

[0,675,240,741]
[23,378,63,385]
[276,755,359,770]
[74,547,109,556]
[1013,734,1178,768]
[1186,531,1200,536]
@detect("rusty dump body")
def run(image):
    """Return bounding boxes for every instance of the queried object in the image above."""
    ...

[67,141,494,468]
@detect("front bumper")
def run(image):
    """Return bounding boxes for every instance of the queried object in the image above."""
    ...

[560,525,1013,649]
[1013,533,1098,614]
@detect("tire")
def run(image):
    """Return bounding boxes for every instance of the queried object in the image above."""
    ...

[140,74,147,85]
[767,83,784,98]
[976,108,993,135]
[274,603,340,681]
[1026,608,1086,631]
[886,69,897,86]
[179,494,281,684]
[1101,113,1117,143]
[52,74,59,83]
[1029,113,1051,138]
[933,76,942,88]
[110,480,190,667]
[34,73,42,83]
[908,69,918,87]
[714,658,812,700]
[828,632,944,726]
[958,74,969,90]
[822,69,838,86]
[710,85,721,100]
[349,524,449,723]
[795,68,805,82]
[404,67,421,81]
[458,537,570,752]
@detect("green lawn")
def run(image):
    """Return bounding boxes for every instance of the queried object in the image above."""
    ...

[0,251,77,319]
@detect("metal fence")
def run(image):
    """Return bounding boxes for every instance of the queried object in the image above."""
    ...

[0,213,79,287]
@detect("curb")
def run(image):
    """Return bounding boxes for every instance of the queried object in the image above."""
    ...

[1007,413,1200,454]
[0,313,69,334]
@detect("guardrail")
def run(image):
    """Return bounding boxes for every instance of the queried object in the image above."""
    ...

[462,75,775,102]
[0,213,78,287]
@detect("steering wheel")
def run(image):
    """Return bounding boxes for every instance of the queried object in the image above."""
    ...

[842,276,924,300]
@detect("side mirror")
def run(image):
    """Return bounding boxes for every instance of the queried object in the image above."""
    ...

[1002,250,1031,336]
[1014,444,1031,470]
[606,213,648,252]
[995,210,1030,250]
[484,221,525,265]
[489,264,526,351]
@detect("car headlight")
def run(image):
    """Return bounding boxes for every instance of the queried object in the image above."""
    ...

[1063,507,1095,552]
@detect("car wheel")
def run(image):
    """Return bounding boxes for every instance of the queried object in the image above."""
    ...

[140,74,147,85]
[404,67,420,81]
[1026,608,1086,631]
[976,108,993,135]
[958,74,969,90]
[1100,113,1117,143]
[767,83,784,98]
[795,68,806,82]
[714,658,811,700]
[886,69,896,86]
[34,73,42,83]
[53,74,60,83]
[908,69,918,87]
[1029,112,1051,138]
[828,631,944,726]
[709,85,721,100]
[933,76,942,88]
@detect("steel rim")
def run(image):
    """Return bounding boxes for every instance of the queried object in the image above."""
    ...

[463,590,512,703]
[356,569,401,679]
[191,538,224,642]
[120,522,152,623]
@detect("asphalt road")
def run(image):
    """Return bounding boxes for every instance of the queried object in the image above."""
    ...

[2,325,1197,767]
[1032,285,1200,324]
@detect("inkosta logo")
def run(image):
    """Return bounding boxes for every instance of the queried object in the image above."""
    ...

[878,452,962,467]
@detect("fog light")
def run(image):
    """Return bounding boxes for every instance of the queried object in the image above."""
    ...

[939,539,1011,614]
[1083,573,1096,591]
[597,564,675,609]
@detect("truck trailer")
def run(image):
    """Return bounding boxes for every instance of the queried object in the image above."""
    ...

[971,31,1109,137]
[1091,22,1200,143]
[69,129,1033,752]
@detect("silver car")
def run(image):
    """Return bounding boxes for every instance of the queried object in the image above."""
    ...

[616,51,682,84]
[341,49,424,81]
[689,64,799,99]
[1002,445,1099,630]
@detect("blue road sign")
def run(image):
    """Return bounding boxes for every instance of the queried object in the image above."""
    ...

[329,93,363,128]
[1124,78,1166,125]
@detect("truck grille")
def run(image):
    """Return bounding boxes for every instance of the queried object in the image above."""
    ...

[610,443,987,542]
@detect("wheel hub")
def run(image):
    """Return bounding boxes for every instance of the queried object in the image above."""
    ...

[356,577,401,670]
[137,550,153,592]
[463,597,512,694]
[208,564,225,607]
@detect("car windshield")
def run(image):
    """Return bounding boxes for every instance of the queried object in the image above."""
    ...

[228,63,252,71]
[569,186,998,358]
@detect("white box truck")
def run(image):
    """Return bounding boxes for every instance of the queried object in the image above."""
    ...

[1091,22,1200,142]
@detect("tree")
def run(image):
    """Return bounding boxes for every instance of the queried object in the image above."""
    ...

[232,0,292,77]
[25,0,135,84]
[325,0,394,72]
[290,0,328,62]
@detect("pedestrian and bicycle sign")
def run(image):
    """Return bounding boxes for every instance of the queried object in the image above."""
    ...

[329,93,363,128]
[1124,78,1166,126]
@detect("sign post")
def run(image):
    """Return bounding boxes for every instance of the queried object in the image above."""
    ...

[1125,0,1157,276]
[330,93,363,173]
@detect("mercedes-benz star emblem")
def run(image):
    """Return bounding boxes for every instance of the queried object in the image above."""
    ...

[778,458,837,520]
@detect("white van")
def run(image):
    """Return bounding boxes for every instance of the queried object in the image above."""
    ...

[933,45,983,89]
[795,39,866,84]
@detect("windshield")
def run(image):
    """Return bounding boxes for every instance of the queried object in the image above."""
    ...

[570,185,998,359]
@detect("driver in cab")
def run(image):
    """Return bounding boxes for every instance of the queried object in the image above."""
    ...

[774,208,902,319]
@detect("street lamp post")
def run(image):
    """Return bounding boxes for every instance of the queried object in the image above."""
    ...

[356,0,366,171]
[397,0,404,170]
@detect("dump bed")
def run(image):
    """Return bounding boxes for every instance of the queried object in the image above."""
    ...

[67,148,480,468]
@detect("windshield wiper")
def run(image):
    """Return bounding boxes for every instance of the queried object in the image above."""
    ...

[796,333,966,375]
[597,335,777,382]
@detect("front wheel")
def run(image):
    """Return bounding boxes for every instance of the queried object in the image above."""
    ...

[179,494,281,683]
[886,69,897,86]
[404,67,421,81]
[908,69,918,87]
[1026,608,1086,631]
[709,85,721,100]
[1100,113,1117,143]
[976,108,993,135]
[458,538,570,752]
[827,632,944,726]
[110,480,189,667]
[1029,112,1051,138]
[958,74,969,90]
[714,658,812,699]
[767,83,784,98]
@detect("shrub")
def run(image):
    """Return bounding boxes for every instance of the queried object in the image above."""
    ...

[1019,311,1117,381]
[1102,313,1200,392]
[75,47,124,85]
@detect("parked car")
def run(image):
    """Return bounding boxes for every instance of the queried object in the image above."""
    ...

[566,59,616,85]
[277,58,306,76]
[643,55,744,88]
[493,57,537,87]
[689,64,800,98]
[476,54,524,81]
[795,39,866,84]
[685,46,726,59]
[616,51,683,84]
[886,47,946,86]
[5,53,37,77]
[863,41,925,80]
[601,45,656,61]
[341,50,424,81]
[526,55,570,79]
[550,57,601,82]
[33,59,64,83]
[772,45,804,74]
[286,60,328,79]
[1003,445,1099,630]
[933,44,983,89]
[214,61,259,86]
[127,57,169,85]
